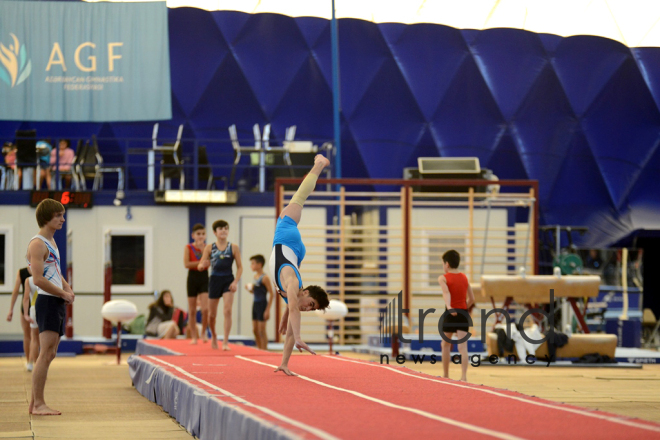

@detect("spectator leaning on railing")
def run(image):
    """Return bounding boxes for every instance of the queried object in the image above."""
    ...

[48,139,74,189]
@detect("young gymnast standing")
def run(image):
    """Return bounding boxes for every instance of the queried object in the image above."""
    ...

[183,223,209,344]
[198,220,242,350]
[438,250,475,382]
[26,198,75,415]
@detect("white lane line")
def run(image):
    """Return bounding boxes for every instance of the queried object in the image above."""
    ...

[235,355,524,440]
[324,355,660,434]
[192,363,227,366]
[146,356,338,440]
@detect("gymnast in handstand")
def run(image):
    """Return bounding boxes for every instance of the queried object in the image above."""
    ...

[270,154,330,376]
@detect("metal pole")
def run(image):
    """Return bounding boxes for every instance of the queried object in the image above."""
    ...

[555,225,560,263]
[331,0,341,178]
[148,150,155,191]
[480,198,492,276]
[116,322,121,365]
[522,199,534,271]
[259,149,265,192]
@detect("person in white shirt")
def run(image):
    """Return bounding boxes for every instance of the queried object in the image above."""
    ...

[26,198,75,416]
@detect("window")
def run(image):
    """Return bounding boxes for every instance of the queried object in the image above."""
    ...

[105,227,152,293]
[0,226,13,292]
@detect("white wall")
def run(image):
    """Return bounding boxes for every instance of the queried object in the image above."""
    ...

[1,205,330,341]
[1,205,190,337]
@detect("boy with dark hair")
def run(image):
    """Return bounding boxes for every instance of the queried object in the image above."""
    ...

[246,254,274,350]
[26,198,75,415]
[438,249,475,382]
[269,154,331,376]
[198,220,242,350]
[183,223,209,344]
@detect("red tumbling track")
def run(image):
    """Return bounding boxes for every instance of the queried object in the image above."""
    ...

[137,341,660,440]
[138,338,271,356]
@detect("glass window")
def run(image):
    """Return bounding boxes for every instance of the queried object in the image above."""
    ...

[0,226,13,292]
[106,227,152,294]
[0,233,5,285]
[111,235,145,285]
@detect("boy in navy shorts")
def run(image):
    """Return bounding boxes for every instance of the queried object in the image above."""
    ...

[26,198,75,415]
[198,220,242,350]
[246,254,274,350]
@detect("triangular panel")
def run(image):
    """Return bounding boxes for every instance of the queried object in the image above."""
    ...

[552,35,631,116]
[212,10,251,45]
[382,23,470,121]
[346,61,421,181]
[486,132,528,180]
[582,58,660,207]
[189,55,266,139]
[512,64,577,201]
[430,55,504,165]
[335,19,392,118]
[406,125,441,169]
[295,16,331,50]
[467,28,549,120]
[169,8,230,117]
[270,55,334,141]
[231,14,311,118]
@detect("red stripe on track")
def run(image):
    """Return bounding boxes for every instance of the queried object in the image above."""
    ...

[141,352,660,439]
[325,356,660,432]
[141,340,268,356]
[147,354,505,439]
[262,354,660,439]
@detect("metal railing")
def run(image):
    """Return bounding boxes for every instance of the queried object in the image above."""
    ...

[1,135,334,193]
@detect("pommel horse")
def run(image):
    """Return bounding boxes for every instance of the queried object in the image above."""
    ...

[478,275,601,333]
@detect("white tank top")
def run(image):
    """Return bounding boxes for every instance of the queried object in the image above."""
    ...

[27,235,63,298]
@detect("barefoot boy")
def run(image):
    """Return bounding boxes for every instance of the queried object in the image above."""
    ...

[438,250,475,382]
[246,254,274,350]
[183,223,209,344]
[26,198,75,415]
[198,220,242,350]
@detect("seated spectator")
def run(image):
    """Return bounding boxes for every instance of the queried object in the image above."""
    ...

[47,139,74,189]
[2,142,17,188]
[2,142,16,169]
[145,290,181,339]
[36,139,52,189]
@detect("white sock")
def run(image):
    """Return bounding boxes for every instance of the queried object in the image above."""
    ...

[26,363,33,372]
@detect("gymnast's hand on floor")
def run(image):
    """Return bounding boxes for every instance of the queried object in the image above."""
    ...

[295,339,316,355]
[274,366,298,376]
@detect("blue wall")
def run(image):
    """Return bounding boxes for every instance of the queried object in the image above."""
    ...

[2,8,660,246]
